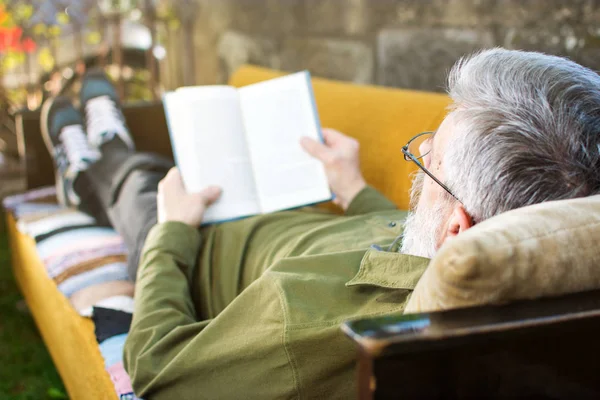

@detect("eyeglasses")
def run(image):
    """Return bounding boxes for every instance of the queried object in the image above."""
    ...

[401,131,461,203]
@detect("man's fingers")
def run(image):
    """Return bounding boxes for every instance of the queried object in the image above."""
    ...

[197,186,222,205]
[158,167,183,192]
[300,136,330,161]
[166,167,181,179]
[321,128,347,145]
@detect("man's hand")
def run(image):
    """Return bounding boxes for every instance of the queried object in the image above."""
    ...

[300,128,367,210]
[157,167,222,228]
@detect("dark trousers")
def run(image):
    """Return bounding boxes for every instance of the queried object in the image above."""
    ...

[79,142,173,281]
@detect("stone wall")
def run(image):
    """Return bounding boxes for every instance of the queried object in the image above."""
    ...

[162,0,600,92]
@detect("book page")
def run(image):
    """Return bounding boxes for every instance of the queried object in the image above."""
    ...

[238,72,331,213]
[164,86,260,224]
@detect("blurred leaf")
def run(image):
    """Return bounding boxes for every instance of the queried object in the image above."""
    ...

[1,52,22,71]
[156,29,166,43]
[14,4,33,21]
[37,47,54,71]
[33,23,46,36]
[1,53,14,70]
[167,18,180,30]
[86,31,102,45]
[0,4,12,27]
[102,0,137,13]
[6,87,27,106]
[56,12,69,25]
[47,387,68,399]
[156,2,171,19]
[48,25,61,37]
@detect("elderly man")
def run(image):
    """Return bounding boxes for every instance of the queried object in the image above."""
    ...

[41,48,600,398]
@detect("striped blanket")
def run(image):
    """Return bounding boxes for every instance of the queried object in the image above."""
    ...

[4,187,141,400]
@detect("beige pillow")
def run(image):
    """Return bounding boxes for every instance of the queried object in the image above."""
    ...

[405,195,600,313]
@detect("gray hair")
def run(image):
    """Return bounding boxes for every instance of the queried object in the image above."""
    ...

[444,48,600,222]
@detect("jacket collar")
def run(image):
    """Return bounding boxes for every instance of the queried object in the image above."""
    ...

[346,249,429,290]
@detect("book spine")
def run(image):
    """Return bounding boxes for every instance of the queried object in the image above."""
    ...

[304,71,325,144]
[161,93,182,168]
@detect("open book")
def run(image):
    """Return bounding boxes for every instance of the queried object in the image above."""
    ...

[163,71,332,224]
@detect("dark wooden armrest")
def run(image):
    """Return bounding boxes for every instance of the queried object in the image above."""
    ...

[343,289,600,399]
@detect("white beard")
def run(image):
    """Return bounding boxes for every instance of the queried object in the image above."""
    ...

[400,171,448,259]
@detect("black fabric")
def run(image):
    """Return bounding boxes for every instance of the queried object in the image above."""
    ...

[73,172,111,227]
[34,224,100,243]
[81,138,173,281]
[92,306,133,344]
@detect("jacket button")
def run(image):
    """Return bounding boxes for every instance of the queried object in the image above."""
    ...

[388,221,397,227]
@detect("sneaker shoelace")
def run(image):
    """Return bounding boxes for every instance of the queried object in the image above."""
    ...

[59,124,100,174]
[85,95,133,149]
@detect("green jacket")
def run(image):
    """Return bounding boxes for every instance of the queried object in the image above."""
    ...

[123,186,429,399]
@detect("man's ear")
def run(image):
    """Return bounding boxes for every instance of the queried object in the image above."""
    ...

[443,204,474,241]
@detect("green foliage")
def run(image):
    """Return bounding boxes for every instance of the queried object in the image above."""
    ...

[46,387,68,399]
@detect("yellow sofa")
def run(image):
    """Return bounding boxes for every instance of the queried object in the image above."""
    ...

[5,66,451,399]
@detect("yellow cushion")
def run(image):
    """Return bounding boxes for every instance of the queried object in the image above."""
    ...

[229,65,451,210]
[405,195,600,313]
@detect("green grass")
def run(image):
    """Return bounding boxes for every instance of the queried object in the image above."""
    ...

[0,212,68,399]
